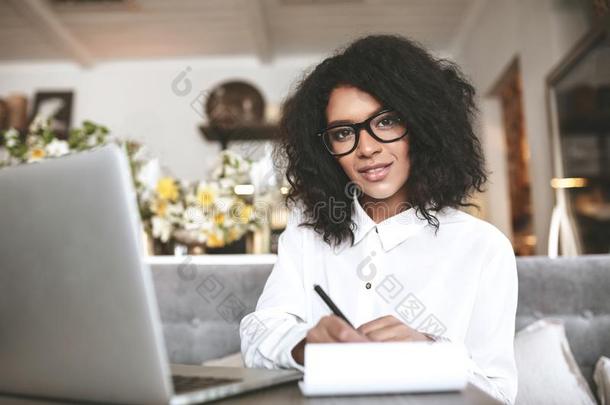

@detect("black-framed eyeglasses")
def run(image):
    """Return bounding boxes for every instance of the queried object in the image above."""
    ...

[316,109,408,156]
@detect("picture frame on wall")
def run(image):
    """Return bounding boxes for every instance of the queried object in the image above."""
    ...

[30,91,74,139]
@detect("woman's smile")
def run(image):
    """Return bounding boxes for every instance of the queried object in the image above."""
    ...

[357,161,393,182]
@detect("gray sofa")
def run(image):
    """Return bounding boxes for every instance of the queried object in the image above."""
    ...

[150,255,610,396]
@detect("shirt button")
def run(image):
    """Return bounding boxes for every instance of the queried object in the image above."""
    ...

[365,282,372,289]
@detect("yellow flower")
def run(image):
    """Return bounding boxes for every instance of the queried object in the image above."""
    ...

[152,199,168,217]
[196,186,216,207]
[30,148,46,161]
[214,212,225,226]
[156,177,179,202]
[207,232,225,248]
[239,204,253,224]
[227,227,241,243]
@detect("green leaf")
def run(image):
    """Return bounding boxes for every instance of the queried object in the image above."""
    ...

[83,121,96,135]
[42,128,55,144]
[12,144,28,159]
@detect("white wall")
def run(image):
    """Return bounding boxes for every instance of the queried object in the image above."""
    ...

[0,55,321,181]
[453,0,591,255]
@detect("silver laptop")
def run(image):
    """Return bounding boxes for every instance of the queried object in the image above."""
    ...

[0,144,300,404]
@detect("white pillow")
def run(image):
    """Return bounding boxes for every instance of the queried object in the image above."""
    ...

[514,318,597,405]
[595,356,610,405]
[201,352,244,368]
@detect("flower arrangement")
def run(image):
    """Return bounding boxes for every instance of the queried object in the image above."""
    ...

[142,150,260,248]
[0,118,261,252]
[0,117,109,166]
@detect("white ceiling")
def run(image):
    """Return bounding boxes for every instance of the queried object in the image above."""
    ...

[0,0,484,66]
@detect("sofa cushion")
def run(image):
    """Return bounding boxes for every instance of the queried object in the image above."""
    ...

[516,255,610,392]
[514,318,597,405]
[150,260,273,364]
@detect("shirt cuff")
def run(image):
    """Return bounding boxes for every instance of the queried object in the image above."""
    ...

[461,350,510,404]
[276,322,309,372]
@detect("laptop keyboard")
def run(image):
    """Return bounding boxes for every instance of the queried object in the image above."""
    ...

[172,374,242,394]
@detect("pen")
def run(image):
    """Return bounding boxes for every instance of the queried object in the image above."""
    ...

[313,284,355,329]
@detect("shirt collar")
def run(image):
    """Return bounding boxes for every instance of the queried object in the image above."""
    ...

[350,193,429,252]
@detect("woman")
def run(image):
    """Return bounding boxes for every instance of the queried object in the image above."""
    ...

[239,34,518,404]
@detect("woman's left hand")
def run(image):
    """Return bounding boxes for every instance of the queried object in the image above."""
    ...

[357,315,433,342]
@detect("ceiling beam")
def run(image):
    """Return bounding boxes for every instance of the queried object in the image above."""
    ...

[243,0,272,63]
[8,0,95,67]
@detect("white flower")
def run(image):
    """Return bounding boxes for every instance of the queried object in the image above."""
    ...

[224,165,237,177]
[28,115,49,133]
[6,137,17,148]
[223,216,235,228]
[27,148,46,163]
[152,216,172,242]
[166,203,185,219]
[214,196,234,213]
[136,158,161,192]
[183,191,198,206]
[183,220,200,231]
[250,152,277,192]
[5,128,19,140]
[138,188,154,203]
[46,139,70,157]
[219,177,235,189]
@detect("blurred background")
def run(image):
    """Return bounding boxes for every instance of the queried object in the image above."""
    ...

[0,0,607,257]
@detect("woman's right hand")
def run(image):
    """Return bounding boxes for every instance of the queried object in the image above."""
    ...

[291,315,369,365]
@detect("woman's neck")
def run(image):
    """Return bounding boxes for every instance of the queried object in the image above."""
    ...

[359,184,410,224]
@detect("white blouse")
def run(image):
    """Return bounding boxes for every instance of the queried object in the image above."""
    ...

[240,195,518,404]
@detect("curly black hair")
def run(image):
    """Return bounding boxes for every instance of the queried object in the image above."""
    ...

[274,34,488,248]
